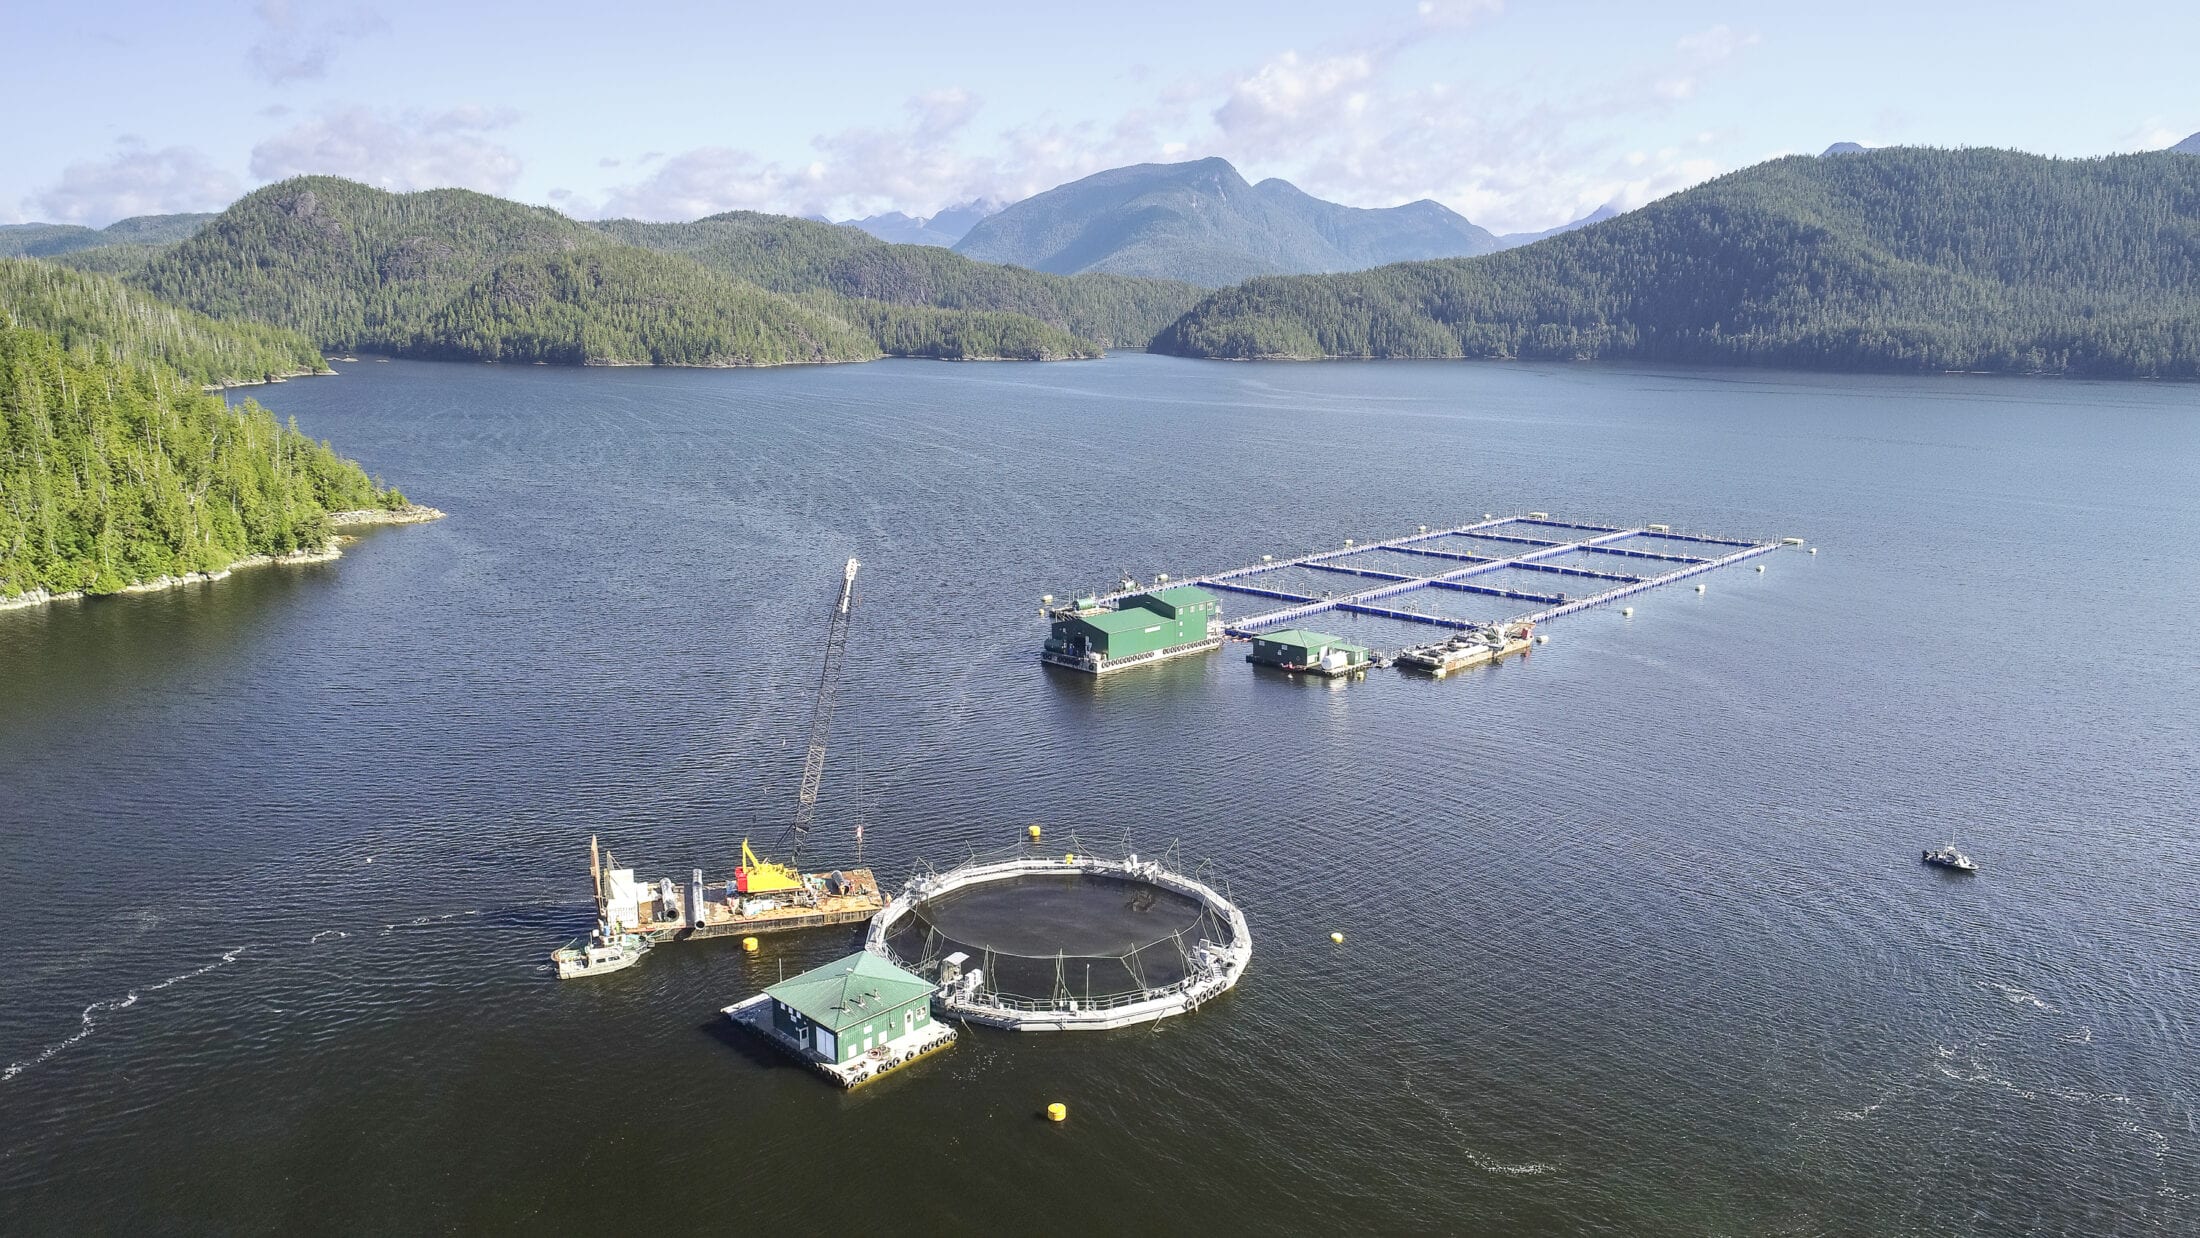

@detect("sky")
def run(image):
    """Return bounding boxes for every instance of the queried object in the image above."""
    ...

[4,0,2197,233]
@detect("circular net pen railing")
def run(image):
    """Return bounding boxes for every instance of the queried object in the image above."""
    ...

[866,839,1252,1026]
[882,870,1232,1005]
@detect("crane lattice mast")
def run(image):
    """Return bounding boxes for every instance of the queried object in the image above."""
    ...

[783,557,859,867]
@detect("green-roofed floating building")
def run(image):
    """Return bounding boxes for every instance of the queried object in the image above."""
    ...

[1246,629,1373,678]
[1042,584,1223,675]
[722,951,955,1088]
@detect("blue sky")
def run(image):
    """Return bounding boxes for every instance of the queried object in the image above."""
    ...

[5,0,2196,232]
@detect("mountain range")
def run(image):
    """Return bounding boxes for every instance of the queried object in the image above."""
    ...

[836,200,1002,246]
[125,177,1201,365]
[11,138,2200,379]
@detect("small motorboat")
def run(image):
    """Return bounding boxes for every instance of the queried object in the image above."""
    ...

[1922,843,1977,873]
[552,926,650,979]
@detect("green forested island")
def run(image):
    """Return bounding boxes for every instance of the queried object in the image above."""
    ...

[1155,148,2200,377]
[133,178,1197,364]
[0,265,408,601]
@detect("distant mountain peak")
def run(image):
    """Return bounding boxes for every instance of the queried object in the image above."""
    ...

[2171,132,2200,155]
[1821,142,1869,156]
[836,198,1002,247]
[951,157,1500,286]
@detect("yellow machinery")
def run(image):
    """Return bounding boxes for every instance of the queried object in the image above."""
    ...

[735,838,804,895]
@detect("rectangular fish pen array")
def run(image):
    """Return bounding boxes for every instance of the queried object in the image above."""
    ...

[1043,514,1800,677]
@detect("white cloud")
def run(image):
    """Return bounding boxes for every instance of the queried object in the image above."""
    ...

[594,8,1757,233]
[1213,51,1379,144]
[27,141,243,226]
[247,0,386,84]
[250,106,523,194]
[599,90,1018,221]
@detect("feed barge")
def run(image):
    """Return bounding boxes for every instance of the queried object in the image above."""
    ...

[1041,585,1223,675]
[864,851,1253,1032]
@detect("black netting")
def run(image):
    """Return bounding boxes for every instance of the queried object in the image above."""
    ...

[883,872,1227,1003]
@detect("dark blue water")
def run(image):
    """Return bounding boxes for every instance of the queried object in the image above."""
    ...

[2,354,2195,1234]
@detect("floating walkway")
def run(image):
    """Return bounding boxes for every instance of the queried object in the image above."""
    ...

[1053,513,1797,677]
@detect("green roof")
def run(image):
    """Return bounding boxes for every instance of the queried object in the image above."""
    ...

[767,952,935,1032]
[1141,585,1218,607]
[1255,628,1347,648]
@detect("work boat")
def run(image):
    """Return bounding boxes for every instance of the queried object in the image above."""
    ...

[1922,843,1977,873]
[552,925,650,979]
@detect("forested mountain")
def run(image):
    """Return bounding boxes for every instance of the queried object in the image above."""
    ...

[590,211,1195,350]
[406,248,881,365]
[0,317,403,600]
[951,158,1503,286]
[1154,147,2200,377]
[136,179,604,351]
[2173,133,2200,155]
[132,177,1180,361]
[1,258,326,387]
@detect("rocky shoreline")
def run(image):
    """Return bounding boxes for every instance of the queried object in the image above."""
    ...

[199,365,337,393]
[0,505,446,613]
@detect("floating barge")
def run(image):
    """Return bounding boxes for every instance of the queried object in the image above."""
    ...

[594,841,885,944]
[1246,628,1375,677]
[1394,621,1535,676]
[1041,585,1223,674]
[723,952,957,1088]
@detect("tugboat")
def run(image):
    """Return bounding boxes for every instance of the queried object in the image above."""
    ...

[1921,843,1978,873]
[552,925,651,979]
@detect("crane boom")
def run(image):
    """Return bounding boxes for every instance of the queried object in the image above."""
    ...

[788,557,859,864]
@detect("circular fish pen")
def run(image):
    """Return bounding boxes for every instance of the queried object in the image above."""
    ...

[864,847,1252,1031]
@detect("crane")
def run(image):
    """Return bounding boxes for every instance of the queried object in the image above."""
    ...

[736,557,860,896]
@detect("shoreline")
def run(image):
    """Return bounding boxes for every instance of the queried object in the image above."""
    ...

[0,505,445,614]
[200,365,337,393]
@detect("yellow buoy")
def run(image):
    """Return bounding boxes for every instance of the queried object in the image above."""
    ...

[741,936,759,953]
[1756,564,1765,573]
[1331,931,1345,944]
[1046,1102,1067,1122]
[1695,583,1706,593]
[1621,606,1633,617]
[1028,824,1042,839]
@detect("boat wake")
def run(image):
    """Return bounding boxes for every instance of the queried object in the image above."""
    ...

[308,930,350,945]
[381,910,482,933]
[1976,980,2057,1012]
[1403,1073,1561,1178]
[1,946,248,1084]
